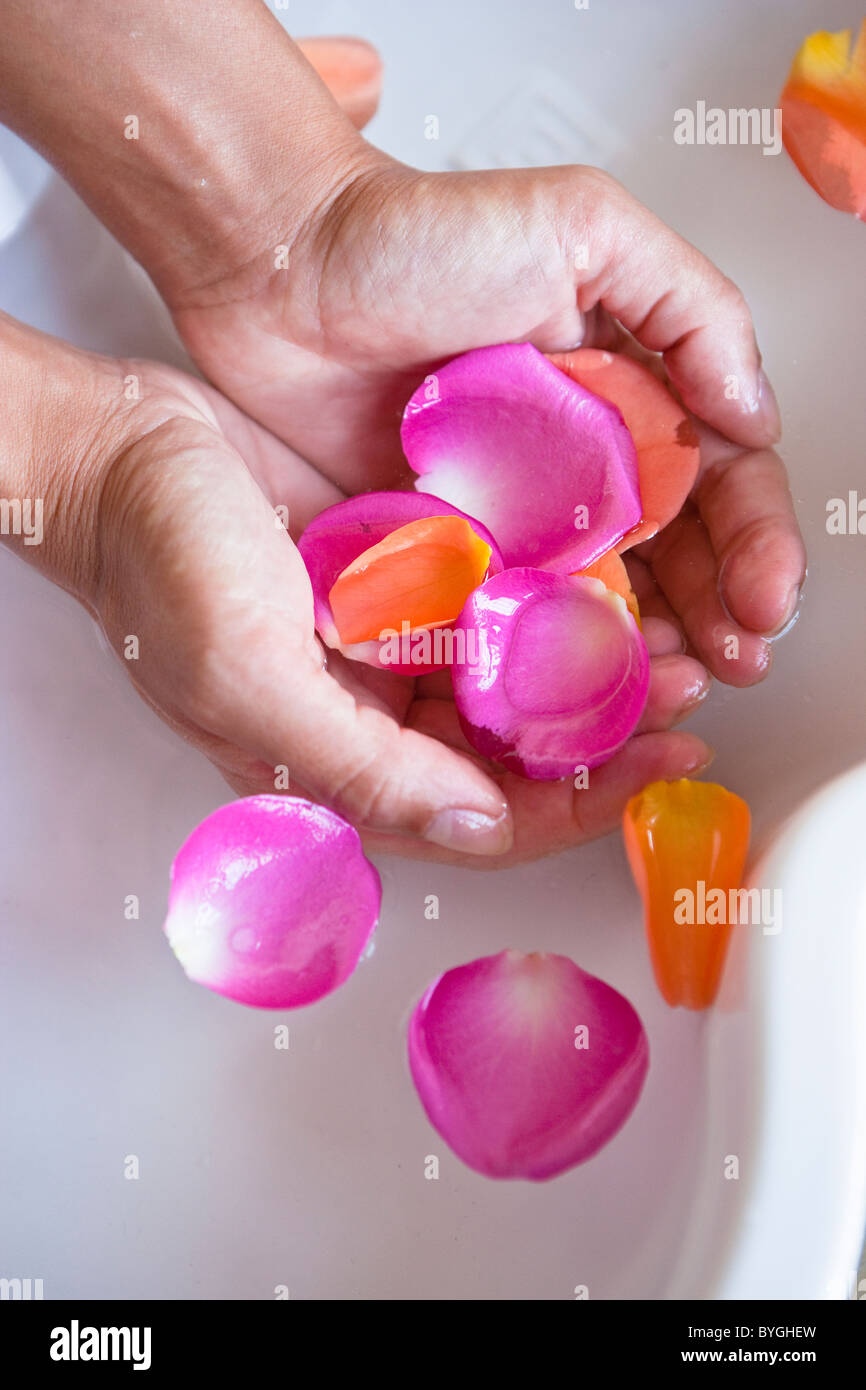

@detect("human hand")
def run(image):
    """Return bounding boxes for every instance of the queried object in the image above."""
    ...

[0,4,804,688]
[1,315,716,865]
[170,150,804,692]
[0,6,804,862]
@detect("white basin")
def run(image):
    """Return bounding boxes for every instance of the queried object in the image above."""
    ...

[1,0,864,1299]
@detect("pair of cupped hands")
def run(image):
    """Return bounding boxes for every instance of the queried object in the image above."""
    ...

[6,33,805,866]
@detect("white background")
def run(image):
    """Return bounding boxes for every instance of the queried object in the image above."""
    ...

[1,0,864,1298]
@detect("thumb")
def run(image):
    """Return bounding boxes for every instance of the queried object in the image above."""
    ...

[221,647,514,857]
[91,398,510,858]
[96,397,511,858]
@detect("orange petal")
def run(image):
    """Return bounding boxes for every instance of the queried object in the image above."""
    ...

[328,515,492,646]
[780,23,866,218]
[548,350,699,548]
[623,779,751,1010]
[575,548,641,629]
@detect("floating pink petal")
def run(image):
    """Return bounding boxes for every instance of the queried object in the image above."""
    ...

[401,343,641,572]
[298,491,503,674]
[408,949,649,1180]
[452,568,649,779]
[163,796,381,1008]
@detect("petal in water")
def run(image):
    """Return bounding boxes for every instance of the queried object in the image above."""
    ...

[164,796,381,1008]
[623,779,751,1009]
[298,491,502,674]
[328,514,491,644]
[780,23,866,219]
[453,567,650,779]
[549,349,700,548]
[408,949,649,1180]
[402,343,641,572]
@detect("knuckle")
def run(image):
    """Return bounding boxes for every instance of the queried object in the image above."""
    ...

[719,275,750,323]
[328,748,395,827]
[574,164,621,200]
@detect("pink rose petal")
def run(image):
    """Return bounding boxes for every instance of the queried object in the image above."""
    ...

[298,491,503,674]
[401,343,641,572]
[163,796,381,1008]
[409,949,649,1180]
[452,567,650,779]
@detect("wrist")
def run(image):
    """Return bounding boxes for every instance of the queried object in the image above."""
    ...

[159,128,388,313]
[113,69,377,308]
[0,1,374,304]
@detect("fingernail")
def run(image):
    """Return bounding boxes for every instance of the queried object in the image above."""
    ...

[424,807,513,856]
[686,746,715,775]
[766,578,804,639]
[752,367,782,441]
[675,679,712,721]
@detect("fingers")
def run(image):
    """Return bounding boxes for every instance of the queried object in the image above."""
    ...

[641,505,773,685]
[640,616,684,655]
[571,321,805,641]
[577,170,781,447]
[638,655,710,731]
[361,730,713,867]
[633,430,805,679]
[695,446,806,636]
[204,615,711,870]
[579,305,624,352]
[162,480,514,856]
[220,700,712,868]
[219,647,514,857]
[410,645,710,756]
[625,552,686,650]
[98,401,512,859]
[525,730,713,853]
[295,37,383,129]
